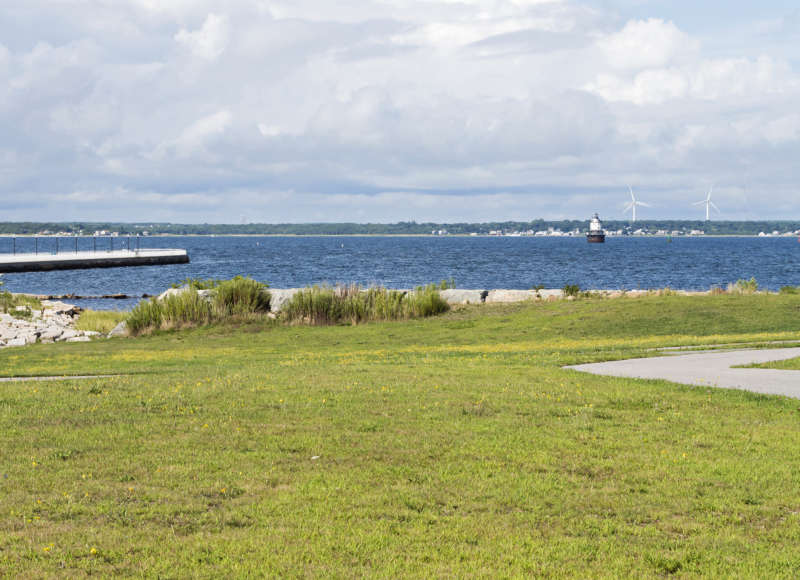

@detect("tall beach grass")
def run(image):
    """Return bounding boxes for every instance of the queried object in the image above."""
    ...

[127,276,271,335]
[282,283,449,325]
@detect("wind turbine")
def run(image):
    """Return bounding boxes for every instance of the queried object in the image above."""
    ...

[693,187,719,221]
[624,186,650,222]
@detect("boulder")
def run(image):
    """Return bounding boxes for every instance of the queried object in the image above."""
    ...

[157,287,214,301]
[157,287,186,301]
[66,336,91,343]
[439,289,486,305]
[108,320,129,338]
[39,327,64,341]
[485,290,538,303]
[537,289,563,300]
[6,337,26,347]
[20,333,38,345]
[41,301,80,316]
[58,329,79,341]
[269,288,302,313]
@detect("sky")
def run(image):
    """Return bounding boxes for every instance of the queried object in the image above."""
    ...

[1,0,799,223]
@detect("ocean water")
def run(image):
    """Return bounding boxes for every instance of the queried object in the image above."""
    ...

[1,235,799,310]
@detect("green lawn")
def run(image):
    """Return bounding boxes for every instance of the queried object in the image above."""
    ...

[2,294,800,577]
[751,357,800,370]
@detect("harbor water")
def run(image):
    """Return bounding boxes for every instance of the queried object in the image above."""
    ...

[0,235,798,310]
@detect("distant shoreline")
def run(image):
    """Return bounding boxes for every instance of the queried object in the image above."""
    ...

[0,233,796,239]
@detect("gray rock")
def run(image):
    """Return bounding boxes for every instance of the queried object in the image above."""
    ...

[485,290,538,303]
[157,287,214,301]
[41,301,79,316]
[39,327,63,341]
[269,288,302,312]
[108,321,128,338]
[58,329,79,341]
[66,336,91,343]
[537,289,564,300]
[439,289,486,305]
[6,337,26,347]
[157,287,186,301]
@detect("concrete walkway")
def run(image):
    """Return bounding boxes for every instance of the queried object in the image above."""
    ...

[566,347,800,399]
[0,375,118,383]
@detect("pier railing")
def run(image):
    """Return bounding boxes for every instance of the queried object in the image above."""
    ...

[0,236,189,272]
[0,235,147,255]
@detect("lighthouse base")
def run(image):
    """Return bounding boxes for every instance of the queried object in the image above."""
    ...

[587,234,606,243]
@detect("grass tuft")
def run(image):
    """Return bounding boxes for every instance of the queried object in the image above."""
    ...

[0,290,42,314]
[76,310,127,334]
[127,277,271,335]
[283,283,449,325]
[728,277,759,294]
[212,276,271,317]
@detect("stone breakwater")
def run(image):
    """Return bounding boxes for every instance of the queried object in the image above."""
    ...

[266,288,713,310]
[0,300,100,349]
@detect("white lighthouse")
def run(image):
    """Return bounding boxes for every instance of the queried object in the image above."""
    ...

[587,213,605,243]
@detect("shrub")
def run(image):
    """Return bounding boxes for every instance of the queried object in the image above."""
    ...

[728,277,759,295]
[563,284,581,298]
[780,286,800,295]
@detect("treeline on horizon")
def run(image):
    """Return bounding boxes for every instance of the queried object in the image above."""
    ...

[0,220,798,236]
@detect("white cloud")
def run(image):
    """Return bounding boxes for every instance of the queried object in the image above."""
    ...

[175,13,229,60]
[0,1,799,221]
[155,109,233,158]
[597,18,698,71]
[586,56,796,105]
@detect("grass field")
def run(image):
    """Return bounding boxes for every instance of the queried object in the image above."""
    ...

[3,294,800,577]
[752,357,800,370]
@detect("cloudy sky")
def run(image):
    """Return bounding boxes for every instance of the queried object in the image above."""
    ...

[1,0,799,223]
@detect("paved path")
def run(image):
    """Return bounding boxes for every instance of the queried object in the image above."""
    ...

[0,375,118,383]
[566,347,800,398]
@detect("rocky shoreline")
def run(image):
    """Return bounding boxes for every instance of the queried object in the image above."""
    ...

[0,300,100,349]
[0,286,749,350]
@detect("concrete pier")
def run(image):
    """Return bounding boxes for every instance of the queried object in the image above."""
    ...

[0,249,189,273]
